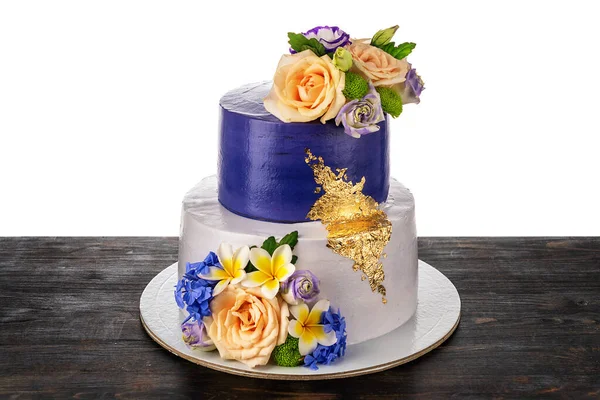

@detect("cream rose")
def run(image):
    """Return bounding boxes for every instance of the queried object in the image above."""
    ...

[264,50,346,124]
[347,40,410,87]
[205,285,290,368]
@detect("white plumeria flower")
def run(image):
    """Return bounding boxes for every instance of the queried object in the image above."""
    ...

[242,244,296,299]
[201,243,249,296]
[288,299,337,356]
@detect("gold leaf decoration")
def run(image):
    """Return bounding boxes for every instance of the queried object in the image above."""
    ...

[305,149,392,303]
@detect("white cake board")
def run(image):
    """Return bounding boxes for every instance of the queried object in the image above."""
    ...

[140,260,461,380]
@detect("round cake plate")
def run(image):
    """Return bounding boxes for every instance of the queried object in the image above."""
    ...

[140,260,461,380]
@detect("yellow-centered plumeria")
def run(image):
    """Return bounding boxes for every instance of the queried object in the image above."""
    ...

[241,245,296,299]
[288,299,337,355]
[201,243,249,296]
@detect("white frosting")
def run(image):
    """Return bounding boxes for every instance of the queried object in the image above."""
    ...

[178,176,418,345]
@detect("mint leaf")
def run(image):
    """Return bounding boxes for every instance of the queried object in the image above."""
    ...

[288,32,326,57]
[291,255,298,265]
[278,231,299,250]
[261,236,278,255]
[378,42,416,60]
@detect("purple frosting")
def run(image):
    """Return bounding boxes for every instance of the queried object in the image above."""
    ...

[218,82,390,223]
[290,26,351,53]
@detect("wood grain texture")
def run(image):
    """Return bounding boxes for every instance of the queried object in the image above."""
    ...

[0,237,599,399]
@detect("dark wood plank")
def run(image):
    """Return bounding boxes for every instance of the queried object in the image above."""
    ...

[0,237,599,399]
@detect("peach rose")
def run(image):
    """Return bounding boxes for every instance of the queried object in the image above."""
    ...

[205,285,290,368]
[347,40,410,87]
[264,50,346,124]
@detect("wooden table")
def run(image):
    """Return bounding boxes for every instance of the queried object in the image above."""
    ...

[1,237,598,398]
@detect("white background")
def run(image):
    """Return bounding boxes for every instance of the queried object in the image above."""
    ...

[1,0,599,236]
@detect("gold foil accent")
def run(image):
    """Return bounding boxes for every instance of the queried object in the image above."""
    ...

[305,149,392,303]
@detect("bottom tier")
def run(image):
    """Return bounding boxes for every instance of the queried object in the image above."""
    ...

[178,176,418,345]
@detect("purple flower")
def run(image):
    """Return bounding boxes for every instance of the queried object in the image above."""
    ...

[290,26,351,54]
[183,280,212,306]
[174,279,185,309]
[181,320,215,351]
[400,66,425,105]
[174,252,219,323]
[280,270,320,305]
[184,251,219,279]
[304,307,347,370]
[335,84,385,138]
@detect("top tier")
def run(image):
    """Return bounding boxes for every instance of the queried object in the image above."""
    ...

[217,82,390,223]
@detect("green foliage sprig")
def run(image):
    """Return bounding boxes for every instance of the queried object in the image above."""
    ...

[377,41,416,60]
[288,33,326,57]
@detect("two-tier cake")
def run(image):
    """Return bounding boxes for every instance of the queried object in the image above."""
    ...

[174,25,425,370]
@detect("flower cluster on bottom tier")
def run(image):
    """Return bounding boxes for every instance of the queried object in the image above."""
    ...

[174,231,347,369]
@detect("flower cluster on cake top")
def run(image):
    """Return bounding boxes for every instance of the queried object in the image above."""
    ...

[264,25,424,138]
[175,231,347,370]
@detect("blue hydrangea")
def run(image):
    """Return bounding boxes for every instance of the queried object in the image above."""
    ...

[183,251,218,279]
[304,307,347,370]
[174,252,219,323]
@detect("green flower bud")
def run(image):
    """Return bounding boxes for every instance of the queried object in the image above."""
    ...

[371,25,399,47]
[332,47,353,72]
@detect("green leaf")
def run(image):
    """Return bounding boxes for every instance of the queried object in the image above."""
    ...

[291,255,298,265]
[378,41,416,60]
[244,262,258,273]
[261,236,278,255]
[245,245,259,272]
[288,32,326,57]
[278,231,299,250]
